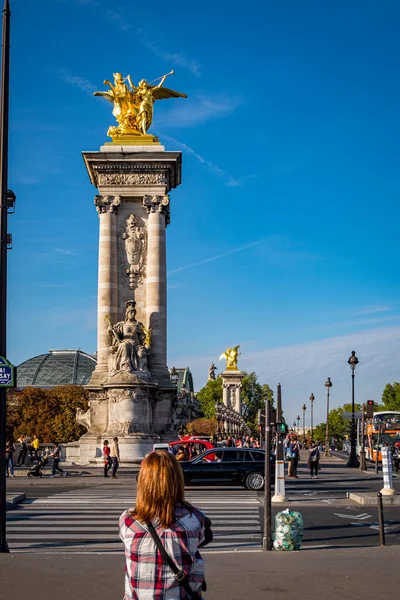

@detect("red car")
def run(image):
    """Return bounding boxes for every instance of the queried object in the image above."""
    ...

[169,438,215,459]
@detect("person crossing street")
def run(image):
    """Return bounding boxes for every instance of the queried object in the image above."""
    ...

[110,436,120,479]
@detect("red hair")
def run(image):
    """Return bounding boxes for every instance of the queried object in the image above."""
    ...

[131,451,191,528]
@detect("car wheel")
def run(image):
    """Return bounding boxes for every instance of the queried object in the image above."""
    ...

[245,472,264,491]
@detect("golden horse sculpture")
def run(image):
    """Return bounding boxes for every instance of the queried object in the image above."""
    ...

[219,345,241,370]
[94,70,187,142]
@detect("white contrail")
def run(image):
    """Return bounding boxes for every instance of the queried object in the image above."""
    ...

[168,241,260,275]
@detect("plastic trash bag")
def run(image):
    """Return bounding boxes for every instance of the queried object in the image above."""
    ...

[273,508,303,551]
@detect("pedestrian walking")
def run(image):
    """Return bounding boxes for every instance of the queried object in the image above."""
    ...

[308,441,320,479]
[16,435,28,466]
[31,434,40,460]
[120,450,213,600]
[49,442,67,477]
[288,439,300,479]
[103,439,111,477]
[110,436,120,478]
[6,439,15,477]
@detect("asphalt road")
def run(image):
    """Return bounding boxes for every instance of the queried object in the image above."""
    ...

[6,455,400,551]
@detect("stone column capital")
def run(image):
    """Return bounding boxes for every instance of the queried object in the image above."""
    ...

[143,195,170,226]
[94,195,121,214]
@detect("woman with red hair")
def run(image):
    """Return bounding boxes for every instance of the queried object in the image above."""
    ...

[119,450,213,599]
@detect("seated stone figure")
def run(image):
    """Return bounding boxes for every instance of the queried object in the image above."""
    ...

[108,301,149,377]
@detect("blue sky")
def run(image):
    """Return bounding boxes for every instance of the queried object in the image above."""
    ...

[6,0,400,424]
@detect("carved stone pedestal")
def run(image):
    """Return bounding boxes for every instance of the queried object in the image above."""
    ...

[76,144,182,463]
[221,370,244,413]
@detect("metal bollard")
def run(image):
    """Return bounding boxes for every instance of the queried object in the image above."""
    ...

[377,492,386,546]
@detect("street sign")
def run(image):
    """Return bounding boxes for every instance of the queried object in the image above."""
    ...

[342,411,362,420]
[0,356,15,387]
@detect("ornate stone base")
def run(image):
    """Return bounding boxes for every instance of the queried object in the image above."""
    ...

[78,433,158,465]
[77,381,179,463]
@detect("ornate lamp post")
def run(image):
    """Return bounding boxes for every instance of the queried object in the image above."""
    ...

[302,404,307,443]
[309,393,315,441]
[324,377,332,457]
[215,402,222,436]
[296,414,300,433]
[347,351,360,468]
[170,366,179,386]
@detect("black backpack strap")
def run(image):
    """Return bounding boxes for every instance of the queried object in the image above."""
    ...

[147,522,199,599]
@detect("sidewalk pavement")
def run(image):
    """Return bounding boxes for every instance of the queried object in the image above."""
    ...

[1,546,398,600]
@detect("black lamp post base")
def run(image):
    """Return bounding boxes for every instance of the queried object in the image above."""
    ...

[347,455,360,468]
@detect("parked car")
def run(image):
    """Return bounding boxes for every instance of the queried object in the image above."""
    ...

[180,447,275,491]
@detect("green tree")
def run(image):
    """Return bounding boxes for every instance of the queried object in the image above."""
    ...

[314,403,362,449]
[241,373,274,431]
[6,385,89,443]
[196,378,223,418]
[381,382,400,411]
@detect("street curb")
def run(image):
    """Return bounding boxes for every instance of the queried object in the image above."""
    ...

[349,491,400,505]
[6,492,26,505]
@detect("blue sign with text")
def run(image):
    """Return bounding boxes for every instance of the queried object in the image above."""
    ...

[0,356,15,387]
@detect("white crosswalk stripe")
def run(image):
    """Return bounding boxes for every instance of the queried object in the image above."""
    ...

[7,487,263,553]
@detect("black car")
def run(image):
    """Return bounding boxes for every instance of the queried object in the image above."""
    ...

[180,447,275,491]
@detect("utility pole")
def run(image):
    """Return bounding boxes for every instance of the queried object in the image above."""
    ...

[0,0,11,554]
[262,393,272,551]
[272,383,286,503]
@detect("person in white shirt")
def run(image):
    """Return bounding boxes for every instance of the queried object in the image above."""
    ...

[109,436,120,479]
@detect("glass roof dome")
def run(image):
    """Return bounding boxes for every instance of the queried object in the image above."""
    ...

[17,349,97,387]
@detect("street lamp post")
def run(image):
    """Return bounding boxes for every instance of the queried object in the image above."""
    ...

[297,414,300,433]
[215,402,222,436]
[309,393,315,441]
[347,351,360,468]
[170,366,179,386]
[324,377,332,457]
[302,404,307,443]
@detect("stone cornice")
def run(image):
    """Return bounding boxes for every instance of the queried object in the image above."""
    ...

[82,151,182,191]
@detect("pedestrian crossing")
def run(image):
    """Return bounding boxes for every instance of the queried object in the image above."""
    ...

[6,486,264,554]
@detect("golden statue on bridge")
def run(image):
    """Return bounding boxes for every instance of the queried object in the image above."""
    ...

[220,345,241,370]
[94,70,187,143]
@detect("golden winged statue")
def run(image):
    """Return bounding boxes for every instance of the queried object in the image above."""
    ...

[219,345,241,370]
[94,70,187,143]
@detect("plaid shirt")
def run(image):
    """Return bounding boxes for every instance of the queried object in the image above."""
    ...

[119,504,207,600]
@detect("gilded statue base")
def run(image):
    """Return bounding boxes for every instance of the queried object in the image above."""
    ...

[105,131,161,146]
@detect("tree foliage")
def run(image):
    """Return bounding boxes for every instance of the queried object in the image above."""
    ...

[241,373,274,432]
[196,378,223,418]
[6,385,89,443]
[381,382,400,411]
[185,418,217,437]
[314,403,362,448]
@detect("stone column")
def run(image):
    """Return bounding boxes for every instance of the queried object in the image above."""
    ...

[223,383,229,407]
[143,195,170,383]
[235,385,241,414]
[90,195,120,384]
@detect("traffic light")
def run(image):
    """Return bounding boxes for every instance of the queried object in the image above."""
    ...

[366,400,374,418]
[257,407,277,428]
[275,422,288,434]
